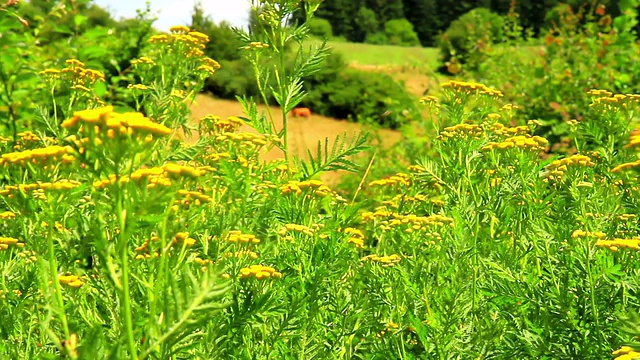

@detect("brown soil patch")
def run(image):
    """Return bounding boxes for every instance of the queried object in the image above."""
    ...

[187,94,402,184]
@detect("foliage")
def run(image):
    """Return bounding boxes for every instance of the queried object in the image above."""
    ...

[473,1,640,147]
[301,51,418,128]
[5,0,640,359]
[294,0,621,46]
[438,7,505,71]
[307,17,333,39]
[384,18,421,46]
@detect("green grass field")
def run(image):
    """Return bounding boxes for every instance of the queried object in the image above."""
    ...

[305,38,441,69]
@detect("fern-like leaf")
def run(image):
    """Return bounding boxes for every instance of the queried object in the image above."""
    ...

[296,132,369,180]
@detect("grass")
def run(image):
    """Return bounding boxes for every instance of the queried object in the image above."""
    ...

[305,38,441,70]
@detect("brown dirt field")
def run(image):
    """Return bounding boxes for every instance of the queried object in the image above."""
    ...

[187,94,403,184]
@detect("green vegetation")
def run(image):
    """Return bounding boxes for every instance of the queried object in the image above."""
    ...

[316,40,440,68]
[3,0,640,359]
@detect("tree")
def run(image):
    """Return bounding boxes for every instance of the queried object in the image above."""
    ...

[354,6,379,42]
[384,18,420,46]
[190,1,244,61]
[402,0,440,46]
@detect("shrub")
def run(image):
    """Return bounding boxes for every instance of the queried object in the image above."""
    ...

[307,17,333,39]
[384,19,421,47]
[473,2,640,148]
[365,31,388,45]
[438,8,504,71]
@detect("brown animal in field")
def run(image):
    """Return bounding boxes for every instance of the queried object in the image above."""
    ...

[291,107,311,118]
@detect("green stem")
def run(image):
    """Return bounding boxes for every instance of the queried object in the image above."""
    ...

[116,186,138,359]
[0,63,17,144]
[47,224,70,341]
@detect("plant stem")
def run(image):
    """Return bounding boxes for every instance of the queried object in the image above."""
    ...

[116,187,137,359]
[47,224,70,341]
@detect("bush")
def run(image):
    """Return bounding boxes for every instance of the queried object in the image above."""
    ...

[384,19,421,47]
[365,32,388,45]
[473,2,640,148]
[204,58,263,101]
[438,8,504,71]
[302,52,416,129]
[307,17,333,39]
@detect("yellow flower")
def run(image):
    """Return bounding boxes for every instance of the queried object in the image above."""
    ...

[239,265,282,280]
[227,230,260,244]
[58,274,85,288]
[169,25,191,33]
[612,346,640,360]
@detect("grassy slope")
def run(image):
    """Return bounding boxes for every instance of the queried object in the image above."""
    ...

[305,38,441,70]
[325,41,440,69]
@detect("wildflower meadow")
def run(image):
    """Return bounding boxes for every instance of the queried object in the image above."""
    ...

[2,0,640,359]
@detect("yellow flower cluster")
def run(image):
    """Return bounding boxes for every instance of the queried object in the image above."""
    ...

[56,59,105,85]
[595,238,640,251]
[58,274,85,288]
[0,211,15,219]
[441,80,504,97]
[280,179,335,197]
[127,84,149,91]
[239,264,282,280]
[571,229,606,239]
[624,129,640,150]
[227,230,260,244]
[0,180,80,197]
[199,115,246,134]
[612,346,640,360]
[437,124,483,141]
[198,57,221,76]
[62,106,172,137]
[369,173,410,187]
[194,257,212,266]
[18,131,40,142]
[588,90,640,109]
[173,189,213,209]
[224,249,259,259]
[93,164,206,189]
[419,95,440,108]
[244,41,270,50]
[482,135,548,152]
[544,154,596,182]
[17,250,37,264]
[42,221,71,233]
[0,145,75,167]
[0,289,22,300]
[277,223,317,237]
[361,254,402,266]
[489,123,531,136]
[0,236,24,250]
[618,214,636,221]
[206,152,231,162]
[135,232,196,256]
[150,26,211,57]
[611,160,640,173]
[344,227,366,248]
[131,56,156,67]
[362,210,453,233]
[500,104,520,112]
[381,194,444,209]
[215,131,279,148]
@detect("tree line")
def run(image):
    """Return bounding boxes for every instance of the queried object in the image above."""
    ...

[292,0,628,46]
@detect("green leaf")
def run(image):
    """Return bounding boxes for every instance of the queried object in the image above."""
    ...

[74,14,88,28]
